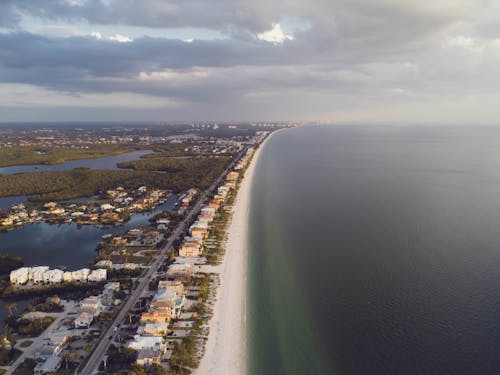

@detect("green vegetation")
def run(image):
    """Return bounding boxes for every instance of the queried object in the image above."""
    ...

[0,145,138,167]
[0,254,23,275]
[101,345,136,372]
[0,156,231,201]
[0,347,21,366]
[125,364,170,375]
[12,357,36,375]
[170,336,198,370]
[3,316,54,337]
[26,297,63,313]
[118,155,229,174]
[0,281,104,300]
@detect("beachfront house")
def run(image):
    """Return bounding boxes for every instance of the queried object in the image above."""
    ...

[140,310,173,324]
[158,280,184,295]
[139,322,170,337]
[127,335,166,353]
[136,349,162,366]
[166,263,193,281]
[179,241,202,257]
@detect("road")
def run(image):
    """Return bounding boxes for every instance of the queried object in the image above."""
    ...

[78,148,247,375]
[5,301,76,375]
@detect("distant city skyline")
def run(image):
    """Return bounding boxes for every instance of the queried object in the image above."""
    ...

[1,1,500,124]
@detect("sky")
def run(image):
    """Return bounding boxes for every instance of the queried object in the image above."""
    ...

[1,0,500,124]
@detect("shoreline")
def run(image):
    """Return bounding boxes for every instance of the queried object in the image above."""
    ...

[193,135,269,375]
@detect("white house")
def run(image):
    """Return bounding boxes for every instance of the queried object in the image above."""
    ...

[65,268,90,282]
[30,266,50,284]
[10,267,30,285]
[104,282,120,293]
[88,269,107,282]
[34,355,62,374]
[201,206,216,215]
[43,269,64,284]
[80,296,103,315]
[127,336,166,353]
[74,311,93,328]
[100,204,115,211]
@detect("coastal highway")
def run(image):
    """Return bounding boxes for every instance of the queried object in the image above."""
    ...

[78,147,248,375]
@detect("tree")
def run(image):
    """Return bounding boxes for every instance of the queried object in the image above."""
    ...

[6,302,16,317]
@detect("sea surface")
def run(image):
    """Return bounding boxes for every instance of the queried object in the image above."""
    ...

[247,125,500,375]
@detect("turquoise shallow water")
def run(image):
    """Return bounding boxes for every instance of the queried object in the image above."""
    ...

[247,125,500,375]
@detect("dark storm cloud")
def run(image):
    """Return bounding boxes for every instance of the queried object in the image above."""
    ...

[1,0,499,123]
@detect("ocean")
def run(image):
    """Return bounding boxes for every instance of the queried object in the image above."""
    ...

[247,125,500,375]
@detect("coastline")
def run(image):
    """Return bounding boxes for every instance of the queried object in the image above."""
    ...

[193,135,269,375]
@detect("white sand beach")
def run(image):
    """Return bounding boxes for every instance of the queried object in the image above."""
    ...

[193,140,266,375]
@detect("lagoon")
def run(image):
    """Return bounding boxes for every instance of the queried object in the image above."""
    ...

[0,149,152,175]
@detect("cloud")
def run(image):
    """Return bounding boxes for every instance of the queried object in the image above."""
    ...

[257,23,294,44]
[90,31,102,39]
[1,0,500,123]
[108,33,133,43]
[443,36,478,50]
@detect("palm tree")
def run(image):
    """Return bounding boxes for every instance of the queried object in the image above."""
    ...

[6,302,16,317]
[63,351,71,373]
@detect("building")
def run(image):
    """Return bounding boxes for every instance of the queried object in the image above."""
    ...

[95,260,112,268]
[166,263,193,280]
[200,206,216,216]
[150,289,177,309]
[34,355,62,374]
[141,231,163,246]
[88,268,107,282]
[74,311,93,328]
[136,349,162,366]
[158,280,184,295]
[190,227,208,238]
[30,266,50,284]
[127,335,166,353]
[80,296,103,316]
[104,282,120,293]
[42,269,64,284]
[63,268,91,282]
[36,335,68,360]
[179,241,202,257]
[226,171,239,181]
[140,322,170,337]
[140,310,173,324]
[103,282,120,305]
[10,267,30,285]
